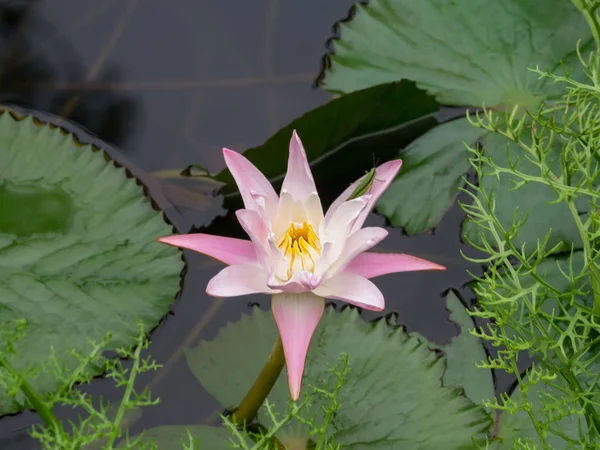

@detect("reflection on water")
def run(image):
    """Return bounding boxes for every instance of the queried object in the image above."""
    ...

[0,0,487,448]
[0,1,138,147]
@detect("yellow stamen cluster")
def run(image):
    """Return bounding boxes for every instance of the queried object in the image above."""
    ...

[277,221,321,277]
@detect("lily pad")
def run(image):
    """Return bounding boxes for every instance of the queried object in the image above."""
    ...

[120,425,245,449]
[376,117,487,233]
[474,252,588,348]
[213,81,439,195]
[479,250,595,448]
[186,306,492,449]
[318,0,591,107]
[442,291,494,407]
[0,112,183,414]
[496,372,588,449]
[462,133,584,255]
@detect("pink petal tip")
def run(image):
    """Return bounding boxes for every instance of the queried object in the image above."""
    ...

[272,292,325,401]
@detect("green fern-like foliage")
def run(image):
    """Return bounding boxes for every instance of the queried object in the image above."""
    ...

[460,46,600,448]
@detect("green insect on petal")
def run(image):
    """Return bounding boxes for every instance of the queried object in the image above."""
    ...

[347,168,377,201]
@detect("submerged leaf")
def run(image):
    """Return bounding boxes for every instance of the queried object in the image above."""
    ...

[0,112,183,414]
[213,81,439,194]
[186,306,492,449]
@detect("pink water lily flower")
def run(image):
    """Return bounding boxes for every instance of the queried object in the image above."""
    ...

[159,130,445,400]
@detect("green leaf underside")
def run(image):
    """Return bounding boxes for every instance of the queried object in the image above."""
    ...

[213,81,439,193]
[442,291,494,408]
[319,0,591,106]
[376,117,487,233]
[462,133,584,255]
[120,425,249,450]
[0,113,183,414]
[185,306,492,449]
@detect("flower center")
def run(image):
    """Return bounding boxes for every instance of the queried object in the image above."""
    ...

[277,221,321,277]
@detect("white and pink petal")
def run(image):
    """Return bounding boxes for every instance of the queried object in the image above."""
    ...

[323,196,370,241]
[206,263,280,297]
[271,292,325,401]
[317,227,388,279]
[345,252,446,279]
[280,131,318,202]
[324,159,402,233]
[267,270,320,294]
[236,209,272,268]
[223,148,279,214]
[274,191,306,237]
[158,234,257,266]
[315,197,371,275]
[304,192,324,230]
[313,271,385,311]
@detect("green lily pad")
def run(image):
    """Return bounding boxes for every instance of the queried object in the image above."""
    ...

[442,291,494,408]
[120,425,245,449]
[376,117,488,233]
[479,251,595,448]
[496,372,589,449]
[213,81,439,195]
[471,250,591,449]
[0,112,183,414]
[186,306,492,449]
[462,133,584,255]
[474,252,588,349]
[318,0,591,107]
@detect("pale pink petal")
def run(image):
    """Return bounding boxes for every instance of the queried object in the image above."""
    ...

[158,234,257,265]
[304,192,324,230]
[313,272,384,311]
[272,292,325,400]
[345,252,446,279]
[266,236,291,280]
[323,196,370,240]
[324,183,357,224]
[324,160,403,233]
[223,148,279,214]
[317,227,388,279]
[280,131,317,202]
[236,209,269,241]
[274,191,324,238]
[274,191,306,236]
[250,191,278,226]
[267,270,320,293]
[315,197,371,274]
[236,209,271,268]
[206,263,280,297]
[312,241,337,280]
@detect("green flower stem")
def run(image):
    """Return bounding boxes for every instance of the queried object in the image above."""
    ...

[230,334,285,426]
[0,355,64,437]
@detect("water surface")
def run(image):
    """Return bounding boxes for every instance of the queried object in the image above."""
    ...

[0,1,486,447]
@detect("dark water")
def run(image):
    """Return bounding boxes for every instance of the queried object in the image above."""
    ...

[0,1,493,447]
